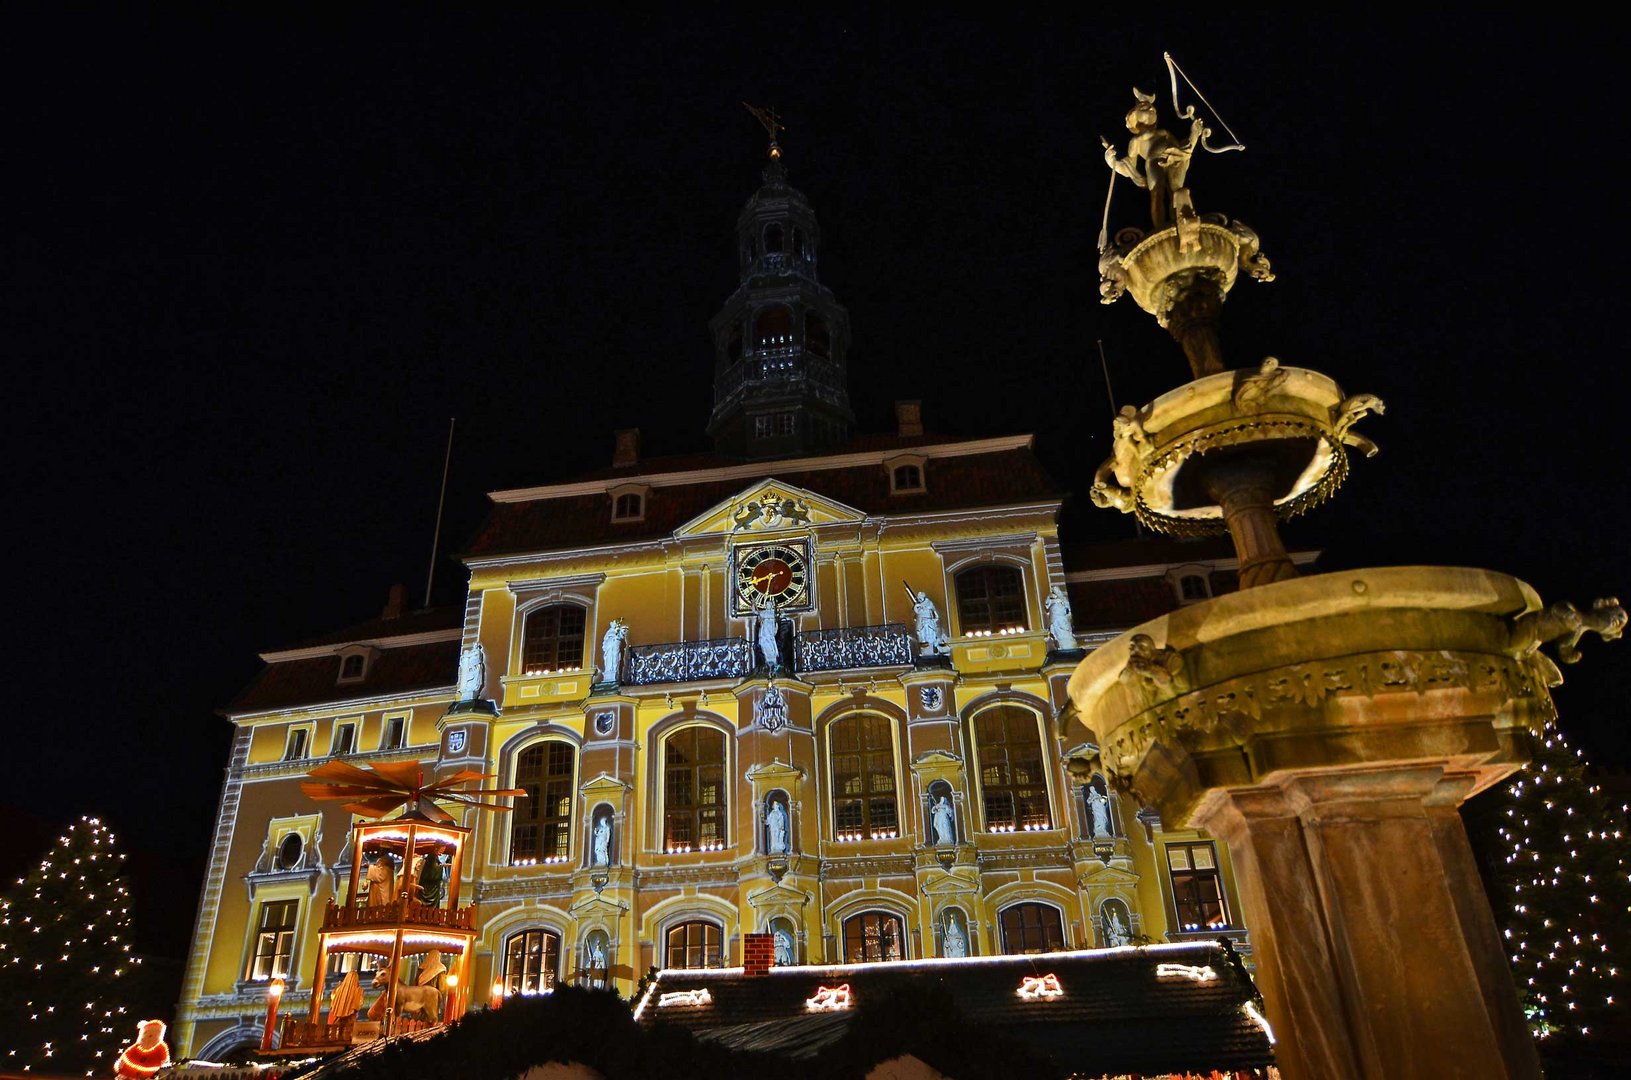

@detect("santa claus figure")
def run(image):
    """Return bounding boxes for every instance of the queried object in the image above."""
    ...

[114,1018,171,1079]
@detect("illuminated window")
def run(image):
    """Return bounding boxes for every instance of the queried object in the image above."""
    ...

[504,929,561,994]
[999,902,1065,955]
[511,742,575,863]
[283,729,309,762]
[333,722,356,757]
[842,911,905,963]
[974,706,1050,831]
[382,716,407,750]
[754,304,792,345]
[612,491,644,522]
[830,714,898,839]
[955,565,1028,634]
[1167,841,1229,930]
[664,727,727,851]
[247,900,297,981]
[666,920,724,969]
[522,604,587,673]
[891,464,923,493]
[339,653,366,681]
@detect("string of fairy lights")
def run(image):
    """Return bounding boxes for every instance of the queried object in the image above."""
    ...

[1493,722,1629,1042]
[0,815,140,1075]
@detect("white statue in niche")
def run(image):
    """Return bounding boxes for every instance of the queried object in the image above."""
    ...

[455,642,486,701]
[766,799,790,854]
[1045,585,1078,651]
[1088,783,1113,837]
[773,925,795,966]
[587,935,608,975]
[905,586,950,655]
[931,795,957,846]
[600,618,629,683]
[592,815,613,866]
[752,595,782,670]
[943,914,968,958]
[1105,906,1132,947]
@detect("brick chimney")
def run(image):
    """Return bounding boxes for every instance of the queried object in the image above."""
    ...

[381,583,408,620]
[742,932,775,977]
[612,428,641,468]
[894,400,923,437]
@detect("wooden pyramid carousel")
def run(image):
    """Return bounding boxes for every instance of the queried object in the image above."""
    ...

[265,761,522,1054]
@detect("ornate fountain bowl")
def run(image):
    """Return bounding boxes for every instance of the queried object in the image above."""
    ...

[1100,219,1274,313]
[1090,363,1384,537]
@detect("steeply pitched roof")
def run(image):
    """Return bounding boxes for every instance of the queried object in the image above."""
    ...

[226,638,459,716]
[279,605,464,650]
[465,445,1061,561]
[636,942,1274,1075]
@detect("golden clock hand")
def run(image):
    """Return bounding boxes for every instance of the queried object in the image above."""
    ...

[753,570,777,588]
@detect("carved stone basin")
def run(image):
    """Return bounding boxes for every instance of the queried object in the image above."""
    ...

[1060,565,1557,826]
[1090,363,1383,537]
[1119,222,1246,323]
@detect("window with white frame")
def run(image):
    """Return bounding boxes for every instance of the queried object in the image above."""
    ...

[1167,840,1230,930]
[382,715,407,750]
[612,491,644,522]
[972,706,1050,831]
[663,726,727,852]
[246,899,297,981]
[339,653,366,682]
[333,722,356,757]
[829,713,898,840]
[283,729,309,762]
[510,741,575,864]
[504,929,562,994]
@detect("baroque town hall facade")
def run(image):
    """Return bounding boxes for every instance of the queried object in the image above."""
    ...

[175,151,1279,1058]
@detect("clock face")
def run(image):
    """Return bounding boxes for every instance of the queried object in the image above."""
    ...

[733,542,811,613]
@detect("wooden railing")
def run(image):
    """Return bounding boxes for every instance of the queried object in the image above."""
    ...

[278,1015,354,1049]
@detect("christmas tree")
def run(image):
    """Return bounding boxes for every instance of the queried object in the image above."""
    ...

[0,816,139,1075]
[1489,721,1630,1049]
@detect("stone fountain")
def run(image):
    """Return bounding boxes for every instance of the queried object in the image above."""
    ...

[1065,81,1625,1079]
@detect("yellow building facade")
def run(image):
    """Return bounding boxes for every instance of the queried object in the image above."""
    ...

[175,155,1269,1060]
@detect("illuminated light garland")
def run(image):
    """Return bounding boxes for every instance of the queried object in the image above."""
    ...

[1156,963,1219,982]
[1243,1000,1276,1046]
[805,983,852,1011]
[658,988,713,1008]
[1016,973,1063,1000]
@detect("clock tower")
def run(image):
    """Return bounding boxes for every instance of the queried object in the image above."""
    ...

[706,137,854,458]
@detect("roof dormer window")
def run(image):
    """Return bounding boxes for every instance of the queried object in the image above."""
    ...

[886,454,928,495]
[610,483,650,524]
[337,648,372,684]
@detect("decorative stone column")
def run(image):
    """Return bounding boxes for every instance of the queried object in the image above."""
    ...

[1062,567,1623,1080]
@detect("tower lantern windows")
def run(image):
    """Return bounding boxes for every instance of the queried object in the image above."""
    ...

[764,223,785,253]
[805,313,830,357]
[754,306,793,348]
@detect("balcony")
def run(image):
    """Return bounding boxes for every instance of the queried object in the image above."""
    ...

[625,637,755,686]
[322,897,476,934]
[622,624,914,687]
[793,623,913,673]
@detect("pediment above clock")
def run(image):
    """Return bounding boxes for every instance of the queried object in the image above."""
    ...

[673,479,866,538]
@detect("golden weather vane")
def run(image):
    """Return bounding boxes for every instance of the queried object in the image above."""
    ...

[742,101,785,159]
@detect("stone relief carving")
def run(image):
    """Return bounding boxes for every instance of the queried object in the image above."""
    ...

[732,493,812,531]
[1231,356,1289,413]
[1331,393,1387,458]
[918,685,944,712]
[455,642,486,701]
[1118,633,1185,703]
[755,683,789,732]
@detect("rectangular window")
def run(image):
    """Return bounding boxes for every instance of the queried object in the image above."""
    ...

[383,716,407,750]
[333,723,356,757]
[754,412,795,439]
[247,899,298,981]
[1167,840,1229,930]
[283,729,308,762]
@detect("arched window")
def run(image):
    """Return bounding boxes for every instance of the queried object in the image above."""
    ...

[754,305,793,346]
[973,706,1050,831]
[830,714,898,840]
[792,226,807,257]
[999,902,1065,954]
[340,654,365,680]
[612,491,643,522]
[511,742,575,864]
[842,911,905,963]
[664,726,727,853]
[504,929,561,994]
[805,312,830,356]
[955,565,1028,635]
[764,223,784,253]
[726,322,743,363]
[666,920,724,969]
[522,604,587,674]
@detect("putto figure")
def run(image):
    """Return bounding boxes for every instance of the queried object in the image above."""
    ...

[1103,87,1206,231]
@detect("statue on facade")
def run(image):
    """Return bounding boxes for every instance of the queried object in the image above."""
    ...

[930,795,957,846]
[1103,87,1206,231]
[1045,585,1078,651]
[751,595,783,671]
[1105,907,1133,947]
[766,798,790,854]
[599,618,629,684]
[943,915,968,959]
[587,935,608,976]
[592,815,613,866]
[774,925,795,966]
[455,642,486,701]
[1087,783,1113,837]
[903,583,950,656]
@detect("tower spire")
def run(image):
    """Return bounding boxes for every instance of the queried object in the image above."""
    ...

[742,102,785,160]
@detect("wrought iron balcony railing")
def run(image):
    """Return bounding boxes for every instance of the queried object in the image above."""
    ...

[794,623,913,673]
[624,637,755,686]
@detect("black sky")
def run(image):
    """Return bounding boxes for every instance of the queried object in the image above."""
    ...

[5,12,1627,964]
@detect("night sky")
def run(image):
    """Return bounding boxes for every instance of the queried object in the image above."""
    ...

[7,13,1627,977]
